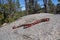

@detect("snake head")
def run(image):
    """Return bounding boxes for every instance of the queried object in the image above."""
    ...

[12,26,17,29]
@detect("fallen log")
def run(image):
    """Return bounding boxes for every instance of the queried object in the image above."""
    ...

[12,18,50,29]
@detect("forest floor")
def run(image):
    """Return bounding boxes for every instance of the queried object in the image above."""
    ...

[0,13,60,40]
